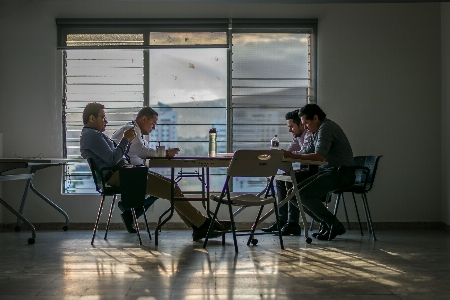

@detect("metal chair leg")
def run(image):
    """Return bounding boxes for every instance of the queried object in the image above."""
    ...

[227,200,239,253]
[203,199,222,249]
[309,219,315,231]
[351,192,363,236]
[104,195,116,240]
[359,192,372,235]
[131,208,142,245]
[92,195,106,245]
[341,193,351,230]
[142,208,151,240]
[247,205,264,246]
[273,201,285,250]
[362,193,377,241]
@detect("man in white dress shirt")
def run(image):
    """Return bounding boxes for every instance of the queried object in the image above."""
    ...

[112,107,226,240]
[111,107,178,233]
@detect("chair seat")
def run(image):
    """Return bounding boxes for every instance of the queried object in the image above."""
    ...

[211,193,276,206]
[333,183,366,194]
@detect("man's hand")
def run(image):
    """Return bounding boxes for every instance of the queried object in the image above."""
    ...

[283,150,325,162]
[166,148,180,157]
[282,150,296,158]
[123,127,137,142]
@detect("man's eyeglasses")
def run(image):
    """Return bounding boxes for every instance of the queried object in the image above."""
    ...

[96,115,107,122]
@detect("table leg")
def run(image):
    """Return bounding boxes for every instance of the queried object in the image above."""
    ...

[15,175,33,232]
[155,167,176,245]
[30,182,70,231]
[290,169,312,243]
[1,197,36,244]
[16,165,70,231]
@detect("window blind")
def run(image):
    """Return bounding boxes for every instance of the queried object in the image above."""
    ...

[64,49,145,193]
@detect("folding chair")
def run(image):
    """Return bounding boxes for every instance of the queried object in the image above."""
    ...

[87,159,151,245]
[203,149,285,253]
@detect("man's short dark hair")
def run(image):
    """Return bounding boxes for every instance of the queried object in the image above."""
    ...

[285,109,301,126]
[136,107,158,120]
[299,104,326,121]
[82,102,105,125]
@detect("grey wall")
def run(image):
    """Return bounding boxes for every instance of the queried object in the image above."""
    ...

[0,0,444,225]
[0,133,3,223]
[442,2,450,226]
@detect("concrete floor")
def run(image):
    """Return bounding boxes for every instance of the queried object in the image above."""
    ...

[0,228,449,300]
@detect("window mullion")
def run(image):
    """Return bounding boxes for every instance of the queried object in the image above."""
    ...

[144,49,150,107]
[227,18,233,154]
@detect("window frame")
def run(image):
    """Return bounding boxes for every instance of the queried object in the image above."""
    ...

[58,18,317,194]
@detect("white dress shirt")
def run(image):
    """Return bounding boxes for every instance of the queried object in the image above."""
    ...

[111,122,157,166]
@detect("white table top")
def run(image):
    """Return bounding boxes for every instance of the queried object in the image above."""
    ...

[0,158,83,164]
[147,154,328,168]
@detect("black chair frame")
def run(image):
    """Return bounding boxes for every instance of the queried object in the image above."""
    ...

[329,156,382,241]
[87,159,151,245]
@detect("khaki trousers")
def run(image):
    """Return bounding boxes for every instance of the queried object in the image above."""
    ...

[107,170,206,228]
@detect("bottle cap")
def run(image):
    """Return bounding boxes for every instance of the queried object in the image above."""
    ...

[209,128,217,133]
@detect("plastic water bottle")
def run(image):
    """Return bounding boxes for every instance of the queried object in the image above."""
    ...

[270,135,280,149]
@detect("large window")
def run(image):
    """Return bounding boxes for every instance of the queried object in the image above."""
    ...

[59,19,317,194]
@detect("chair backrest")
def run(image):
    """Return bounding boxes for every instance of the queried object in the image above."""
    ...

[87,158,102,193]
[119,166,148,209]
[354,155,382,192]
[227,149,284,177]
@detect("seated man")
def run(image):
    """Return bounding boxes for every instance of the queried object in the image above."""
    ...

[262,109,316,236]
[283,104,356,241]
[80,103,222,241]
[111,107,176,233]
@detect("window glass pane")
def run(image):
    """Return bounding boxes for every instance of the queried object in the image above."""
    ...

[231,32,310,191]
[150,32,227,45]
[149,48,227,190]
[66,34,144,47]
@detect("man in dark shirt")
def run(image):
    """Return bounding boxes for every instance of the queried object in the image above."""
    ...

[283,104,355,241]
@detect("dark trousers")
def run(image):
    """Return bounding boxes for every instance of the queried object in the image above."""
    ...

[298,169,355,228]
[276,166,318,223]
[118,196,158,219]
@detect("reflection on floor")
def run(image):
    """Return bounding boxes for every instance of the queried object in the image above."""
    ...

[0,229,449,300]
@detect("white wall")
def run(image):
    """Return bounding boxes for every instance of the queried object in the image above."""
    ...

[0,0,443,225]
[442,2,450,226]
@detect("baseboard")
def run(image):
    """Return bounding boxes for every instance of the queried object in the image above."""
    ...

[1,221,449,231]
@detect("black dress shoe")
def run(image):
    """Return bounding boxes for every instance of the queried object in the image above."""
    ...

[261,221,286,233]
[192,218,224,241]
[280,222,301,236]
[316,222,346,241]
[192,227,222,241]
[120,212,137,233]
[312,224,329,238]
